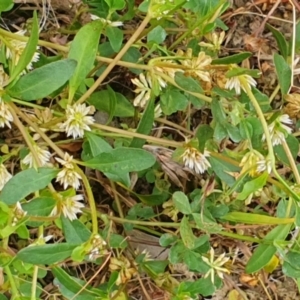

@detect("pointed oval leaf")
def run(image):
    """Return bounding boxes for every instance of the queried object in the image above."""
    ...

[83,148,155,173]
[68,21,103,100]
[173,191,192,214]
[7,59,77,101]
[130,98,154,148]
[9,11,39,82]
[52,267,102,297]
[274,53,291,95]
[0,168,58,205]
[246,224,291,273]
[17,243,76,265]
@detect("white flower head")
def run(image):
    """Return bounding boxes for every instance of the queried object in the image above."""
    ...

[180,50,212,82]
[202,247,230,284]
[199,31,225,52]
[55,153,82,190]
[90,15,123,27]
[23,145,51,168]
[0,98,13,128]
[225,74,257,95]
[88,234,107,260]
[181,147,211,174]
[6,30,40,71]
[51,194,84,221]
[132,73,152,107]
[257,157,272,174]
[60,103,95,139]
[0,164,12,191]
[262,114,292,146]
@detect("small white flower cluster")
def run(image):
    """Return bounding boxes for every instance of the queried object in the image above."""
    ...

[60,103,95,139]
[51,194,85,221]
[181,147,211,174]
[55,153,82,190]
[225,74,257,95]
[131,73,166,108]
[23,145,51,168]
[202,247,230,284]
[262,114,292,146]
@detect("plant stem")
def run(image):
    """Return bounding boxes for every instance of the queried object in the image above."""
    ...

[77,14,152,105]
[11,103,66,159]
[282,138,300,184]
[92,123,183,148]
[8,104,42,166]
[76,167,99,235]
[97,213,263,243]
[241,79,300,202]
[5,266,20,298]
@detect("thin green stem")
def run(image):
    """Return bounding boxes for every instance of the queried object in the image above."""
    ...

[12,103,66,159]
[241,78,300,201]
[100,214,262,243]
[8,104,42,166]
[282,138,300,184]
[77,14,152,105]
[92,123,183,148]
[241,78,275,165]
[76,167,99,235]
[5,266,20,298]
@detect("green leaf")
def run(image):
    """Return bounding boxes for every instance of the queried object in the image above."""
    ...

[52,267,103,298]
[178,278,216,297]
[147,25,167,44]
[222,212,293,225]
[275,134,299,166]
[106,85,117,124]
[22,197,56,217]
[159,233,177,247]
[106,26,123,52]
[8,12,39,82]
[274,53,291,95]
[180,216,195,249]
[295,22,300,54]
[88,90,134,117]
[130,98,154,148]
[209,156,240,187]
[68,21,103,101]
[109,233,128,249]
[161,89,188,115]
[61,217,91,245]
[84,131,112,158]
[196,125,213,152]
[237,173,268,200]
[7,59,77,101]
[83,148,155,173]
[174,72,203,93]
[211,52,252,65]
[0,0,13,13]
[246,224,291,273]
[104,0,125,10]
[0,168,58,205]
[225,67,261,78]
[172,191,192,214]
[192,213,222,233]
[17,243,77,265]
[266,24,288,59]
[83,132,130,186]
[143,260,168,276]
